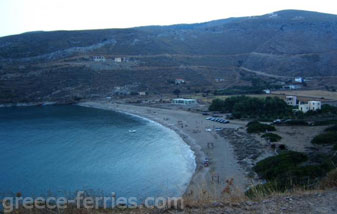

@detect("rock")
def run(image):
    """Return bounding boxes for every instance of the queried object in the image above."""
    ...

[212,202,224,207]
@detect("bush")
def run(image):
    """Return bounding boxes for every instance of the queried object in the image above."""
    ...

[262,133,282,142]
[209,96,292,119]
[208,98,225,112]
[320,168,337,188]
[313,120,337,126]
[311,132,337,145]
[247,121,276,133]
[253,151,308,180]
[325,124,337,132]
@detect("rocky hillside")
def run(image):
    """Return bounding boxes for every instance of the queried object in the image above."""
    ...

[1,10,337,103]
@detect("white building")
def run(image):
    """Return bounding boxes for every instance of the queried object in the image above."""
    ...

[263,89,271,94]
[308,101,322,111]
[172,98,197,105]
[93,56,106,62]
[114,57,122,63]
[215,78,225,82]
[138,92,146,96]
[284,84,301,90]
[299,103,310,113]
[295,77,303,83]
[298,101,322,113]
[175,79,185,85]
[286,96,297,106]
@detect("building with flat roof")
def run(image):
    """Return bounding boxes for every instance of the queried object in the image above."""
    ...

[299,103,309,113]
[93,56,106,62]
[172,98,197,105]
[286,96,297,106]
[175,79,185,85]
[308,101,322,111]
[298,101,322,113]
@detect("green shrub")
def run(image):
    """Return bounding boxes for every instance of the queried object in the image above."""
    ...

[246,120,260,127]
[325,124,337,132]
[208,98,225,112]
[311,132,337,145]
[262,133,282,142]
[247,122,276,133]
[320,168,337,188]
[253,151,308,180]
[209,96,292,119]
[313,120,337,126]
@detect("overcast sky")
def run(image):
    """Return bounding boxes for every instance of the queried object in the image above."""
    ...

[0,0,336,37]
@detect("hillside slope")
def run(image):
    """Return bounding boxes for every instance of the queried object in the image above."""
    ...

[1,10,337,103]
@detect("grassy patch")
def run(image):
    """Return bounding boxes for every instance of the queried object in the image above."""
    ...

[261,133,282,142]
[311,132,337,145]
[246,121,276,133]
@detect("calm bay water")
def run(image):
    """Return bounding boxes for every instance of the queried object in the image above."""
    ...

[0,105,195,200]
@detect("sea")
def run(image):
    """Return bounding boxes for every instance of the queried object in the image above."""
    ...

[0,105,196,201]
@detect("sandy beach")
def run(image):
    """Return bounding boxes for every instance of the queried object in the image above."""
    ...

[78,101,250,196]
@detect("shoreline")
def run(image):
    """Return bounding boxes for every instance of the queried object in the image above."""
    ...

[78,101,249,196]
[77,101,206,197]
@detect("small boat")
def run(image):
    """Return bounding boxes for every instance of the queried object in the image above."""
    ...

[128,130,136,133]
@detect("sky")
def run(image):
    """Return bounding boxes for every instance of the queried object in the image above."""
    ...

[0,0,336,37]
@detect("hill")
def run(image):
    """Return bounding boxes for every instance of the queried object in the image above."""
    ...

[1,10,337,103]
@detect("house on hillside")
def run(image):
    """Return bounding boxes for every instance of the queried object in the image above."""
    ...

[93,56,106,62]
[308,101,322,111]
[175,79,185,85]
[114,57,129,63]
[263,89,271,94]
[298,101,322,113]
[114,57,122,63]
[299,103,310,113]
[283,84,302,90]
[215,78,225,83]
[285,96,297,106]
[295,77,304,83]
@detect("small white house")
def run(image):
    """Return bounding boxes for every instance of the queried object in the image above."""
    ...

[308,101,322,111]
[172,98,197,105]
[175,79,185,85]
[286,96,297,106]
[93,56,106,62]
[295,77,303,83]
[298,101,322,113]
[299,103,310,113]
[138,92,146,96]
[284,84,301,90]
[114,57,122,63]
[263,89,271,94]
[215,78,225,83]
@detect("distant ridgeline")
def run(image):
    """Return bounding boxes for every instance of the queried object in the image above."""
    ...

[1,10,337,103]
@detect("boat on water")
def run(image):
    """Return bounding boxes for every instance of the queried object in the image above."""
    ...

[128,130,136,133]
